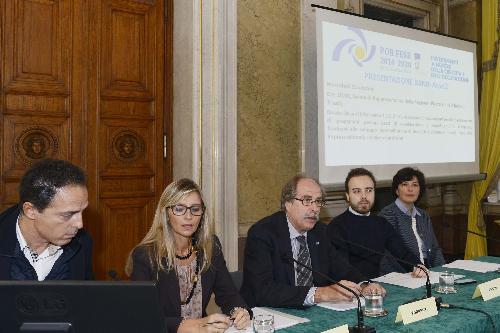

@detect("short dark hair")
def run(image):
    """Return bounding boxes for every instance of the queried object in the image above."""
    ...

[391,167,426,200]
[19,159,87,211]
[280,174,324,210]
[344,168,376,193]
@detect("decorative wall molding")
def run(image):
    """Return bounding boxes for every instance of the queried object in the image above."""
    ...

[448,0,475,7]
[173,0,238,270]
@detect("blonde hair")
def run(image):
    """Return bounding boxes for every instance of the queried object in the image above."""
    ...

[125,178,214,277]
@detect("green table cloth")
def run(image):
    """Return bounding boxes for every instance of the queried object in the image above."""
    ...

[271,256,500,332]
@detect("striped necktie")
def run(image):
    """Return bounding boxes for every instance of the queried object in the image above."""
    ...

[295,235,313,287]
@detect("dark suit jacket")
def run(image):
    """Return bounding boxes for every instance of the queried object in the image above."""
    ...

[240,211,366,308]
[0,204,94,280]
[130,236,248,333]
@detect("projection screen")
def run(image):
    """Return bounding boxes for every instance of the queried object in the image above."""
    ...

[311,7,480,187]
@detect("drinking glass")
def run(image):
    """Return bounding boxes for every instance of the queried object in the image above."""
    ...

[253,314,274,333]
[437,271,456,293]
[363,290,386,317]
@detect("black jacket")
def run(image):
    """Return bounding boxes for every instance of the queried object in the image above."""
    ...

[130,236,249,333]
[0,204,94,280]
[241,211,366,308]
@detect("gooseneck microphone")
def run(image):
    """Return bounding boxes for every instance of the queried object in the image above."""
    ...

[281,253,375,333]
[333,236,441,310]
[330,235,434,299]
[441,222,500,273]
[107,269,121,281]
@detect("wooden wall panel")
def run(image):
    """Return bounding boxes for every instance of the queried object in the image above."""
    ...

[1,0,171,279]
[89,0,166,278]
[4,0,71,94]
[2,116,69,178]
[1,0,73,201]
[98,198,155,278]
[101,0,154,98]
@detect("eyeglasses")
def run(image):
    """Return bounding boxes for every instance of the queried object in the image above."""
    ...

[169,204,205,216]
[294,197,326,208]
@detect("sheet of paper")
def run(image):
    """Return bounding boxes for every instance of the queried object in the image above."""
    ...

[442,260,500,273]
[225,307,309,333]
[317,298,365,311]
[372,271,464,289]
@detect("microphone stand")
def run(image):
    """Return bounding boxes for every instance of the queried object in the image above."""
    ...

[285,254,375,333]
[442,222,500,273]
[330,235,440,308]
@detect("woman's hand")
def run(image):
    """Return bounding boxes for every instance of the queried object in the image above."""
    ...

[231,307,251,330]
[178,313,231,333]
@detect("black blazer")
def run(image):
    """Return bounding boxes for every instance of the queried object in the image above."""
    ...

[130,236,248,333]
[240,211,366,308]
[0,204,94,280]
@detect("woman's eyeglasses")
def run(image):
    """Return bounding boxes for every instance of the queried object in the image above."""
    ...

[169,204,205,216]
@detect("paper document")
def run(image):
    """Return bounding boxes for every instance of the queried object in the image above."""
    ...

[317,298,365,311]
[225,307,309,332]
[442,260,500,273]
[372,271,464,289]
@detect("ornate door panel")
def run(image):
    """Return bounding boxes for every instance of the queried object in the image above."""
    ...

[0,0,172,279]
[85,0,168,279]
[1,0,80,208]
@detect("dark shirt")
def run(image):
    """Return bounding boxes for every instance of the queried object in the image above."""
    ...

[0,204,94,280]
[328,209,420,279]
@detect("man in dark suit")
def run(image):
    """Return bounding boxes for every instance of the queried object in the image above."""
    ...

[0,159,93,280]
[241,174,385,308]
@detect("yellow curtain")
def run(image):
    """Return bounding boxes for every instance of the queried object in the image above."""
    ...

[464,1,500,259]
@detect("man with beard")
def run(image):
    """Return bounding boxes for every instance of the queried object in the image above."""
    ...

[241,174,385,308]
[327,168,425,279]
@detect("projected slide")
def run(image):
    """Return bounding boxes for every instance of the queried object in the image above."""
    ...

[321,22,475,167]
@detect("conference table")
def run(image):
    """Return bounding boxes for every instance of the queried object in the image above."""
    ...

[273,257,500,332]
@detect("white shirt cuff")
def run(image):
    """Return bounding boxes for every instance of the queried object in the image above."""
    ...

[303,287,317,306]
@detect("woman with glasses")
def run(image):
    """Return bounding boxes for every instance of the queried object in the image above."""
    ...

[379,167,445,275]
[125,178,251,333]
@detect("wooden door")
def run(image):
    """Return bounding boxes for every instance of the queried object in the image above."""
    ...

[0,0,172,280]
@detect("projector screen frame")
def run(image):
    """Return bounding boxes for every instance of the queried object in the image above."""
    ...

[305,4,481,188]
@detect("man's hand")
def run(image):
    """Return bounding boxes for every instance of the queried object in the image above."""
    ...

[361,282,386,297]
[411,265,428,278]
[314,280,362,303]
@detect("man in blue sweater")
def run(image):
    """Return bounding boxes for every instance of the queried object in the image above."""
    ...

[327,168,425,279]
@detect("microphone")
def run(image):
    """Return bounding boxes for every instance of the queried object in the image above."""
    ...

[107,269,120,281]
[281,253,375,333]
[442,221,500,243]
[330,235,434,299]
[441,222,500,273]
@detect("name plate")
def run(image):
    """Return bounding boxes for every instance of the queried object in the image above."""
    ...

[321,324,349,333]
[472,278,500,301]
[395,297,438,325]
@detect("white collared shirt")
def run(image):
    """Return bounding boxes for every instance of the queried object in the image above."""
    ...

[16,216,63,281]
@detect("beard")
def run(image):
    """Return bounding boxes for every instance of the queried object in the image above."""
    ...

[351,200,372,214]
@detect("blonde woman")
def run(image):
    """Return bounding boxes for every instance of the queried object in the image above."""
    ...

[126,179,250,333]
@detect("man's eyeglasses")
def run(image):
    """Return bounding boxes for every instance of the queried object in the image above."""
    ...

[169,204,205,216]
[294,197,326,208]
